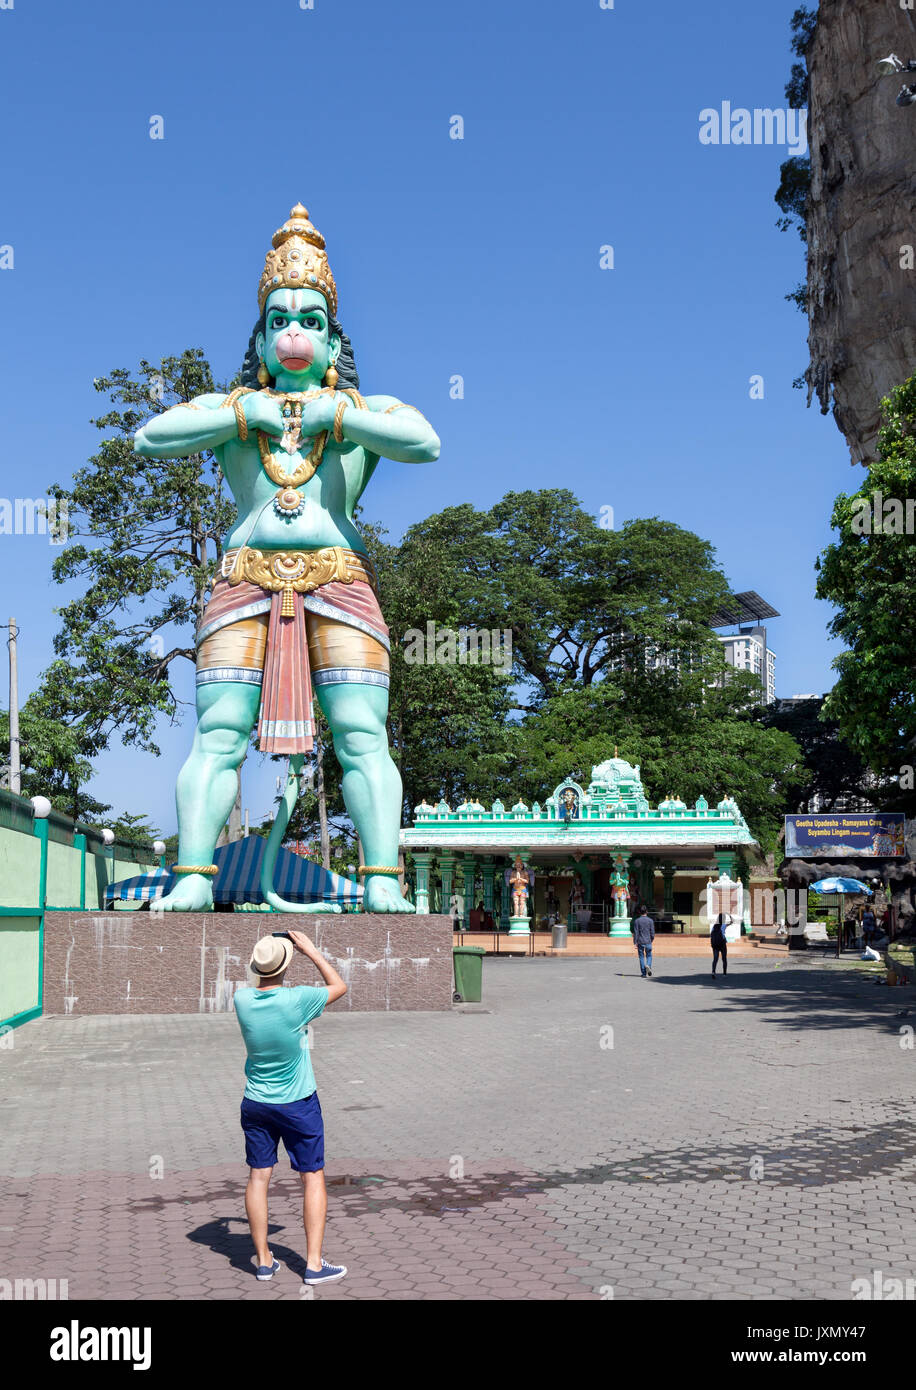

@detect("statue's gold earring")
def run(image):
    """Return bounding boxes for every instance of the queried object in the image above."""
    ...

[324,358,339,390]
[257,360,270,387]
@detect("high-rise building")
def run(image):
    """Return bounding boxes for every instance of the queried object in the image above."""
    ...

[710,593,780,705]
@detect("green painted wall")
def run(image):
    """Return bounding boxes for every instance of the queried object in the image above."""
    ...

[0,827,42,908]
[46,838,83,908]
[0,826,151,913]
[0,915,41,1021]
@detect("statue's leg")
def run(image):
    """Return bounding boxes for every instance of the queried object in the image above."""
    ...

[151,680,261,912]
[316,681,414,913]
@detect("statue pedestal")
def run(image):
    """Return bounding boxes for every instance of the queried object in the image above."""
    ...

[42,912,453,1014]
[508,915,531,937]
[608,916,632,939]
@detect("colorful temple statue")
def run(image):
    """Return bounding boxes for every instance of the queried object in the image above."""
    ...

[508,856,533,919]
[610,856,630,920]
[135,205,440,912]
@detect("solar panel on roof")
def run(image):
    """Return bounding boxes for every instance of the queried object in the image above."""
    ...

[710,591,780,627]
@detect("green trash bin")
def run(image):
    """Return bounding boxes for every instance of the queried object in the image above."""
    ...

[453,945,486,1003]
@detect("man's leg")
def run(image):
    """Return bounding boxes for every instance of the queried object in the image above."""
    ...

[712,946,719,975]
[152,680,261,911]
[317,681,413,913]
[245,1166,274,1269]
[637,945,646,976]
[301,1170,327,1272]
[646,945,653,975]
[721,944,728,977]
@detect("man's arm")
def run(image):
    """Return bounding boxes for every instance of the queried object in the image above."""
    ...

[287,930,347,1004]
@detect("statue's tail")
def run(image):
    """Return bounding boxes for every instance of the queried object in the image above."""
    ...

[260,755,305,912]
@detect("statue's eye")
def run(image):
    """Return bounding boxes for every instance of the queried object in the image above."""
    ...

[305,316,321,329]
[271,316,287,329]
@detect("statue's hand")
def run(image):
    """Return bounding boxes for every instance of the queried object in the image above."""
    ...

[242,393,284,439]
[299,395,338,435]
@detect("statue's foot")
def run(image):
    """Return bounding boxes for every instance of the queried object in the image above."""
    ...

[363,876,416,913]
[151,873,214,913]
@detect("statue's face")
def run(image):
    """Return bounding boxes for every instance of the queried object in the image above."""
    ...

[257,288,341,384]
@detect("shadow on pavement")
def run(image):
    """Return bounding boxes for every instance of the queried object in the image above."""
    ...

[644,958,910,1033]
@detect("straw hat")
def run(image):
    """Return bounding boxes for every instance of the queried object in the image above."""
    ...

[250,935,294,979]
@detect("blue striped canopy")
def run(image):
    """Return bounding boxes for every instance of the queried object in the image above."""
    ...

[104,835,363,906]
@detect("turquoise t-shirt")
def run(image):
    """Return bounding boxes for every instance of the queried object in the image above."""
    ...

[234,984,329,1104]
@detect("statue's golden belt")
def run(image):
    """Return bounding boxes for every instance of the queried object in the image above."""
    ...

[221,545,377,616]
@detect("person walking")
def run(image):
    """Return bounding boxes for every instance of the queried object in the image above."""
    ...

[710,912,730,978]
[632,906,655,977]
[234,929,348,1286]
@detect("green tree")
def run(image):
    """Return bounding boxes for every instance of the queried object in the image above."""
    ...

[502,673,804,855]
[110,812,162,849]
[0,697,110,820]
[817,376,916,780]
[775,6,816,317]
[757,695,888,813]
[356,490,801,849]
[362,518,515,815]
[42,349,235,758]
[396,493,732,706]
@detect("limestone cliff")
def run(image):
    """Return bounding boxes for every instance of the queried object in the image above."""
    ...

[806,0,916,463]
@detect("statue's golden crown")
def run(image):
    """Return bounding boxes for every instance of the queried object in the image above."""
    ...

[258,203,338,317]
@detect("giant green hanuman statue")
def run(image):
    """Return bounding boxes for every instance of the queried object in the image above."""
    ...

[135,205,440,913]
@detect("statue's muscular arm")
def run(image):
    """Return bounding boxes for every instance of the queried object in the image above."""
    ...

[133,392,283,459]
[134,393,236,458]
[335,394,440,465]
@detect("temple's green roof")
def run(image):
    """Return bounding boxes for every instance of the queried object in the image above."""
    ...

[400,761,757,854]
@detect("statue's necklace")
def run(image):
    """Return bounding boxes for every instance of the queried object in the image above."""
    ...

[253,386,368,520]
[256,388,333,516]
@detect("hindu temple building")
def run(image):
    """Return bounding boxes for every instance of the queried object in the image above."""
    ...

[400,753,761,935]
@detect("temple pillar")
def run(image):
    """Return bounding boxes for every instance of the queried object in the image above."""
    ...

[481,856,496,915]
[499,863,511,933]
[411,850,433,915]
[715,849,738,878]
[661,861,676,915]
[439,852,459,919]
[461,854,478,930]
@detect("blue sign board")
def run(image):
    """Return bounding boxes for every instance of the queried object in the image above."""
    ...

[785,813,906,858]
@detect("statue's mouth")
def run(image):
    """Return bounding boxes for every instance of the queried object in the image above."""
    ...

[277,356,311,372]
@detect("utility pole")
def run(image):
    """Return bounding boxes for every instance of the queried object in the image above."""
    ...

[9,617,21,795]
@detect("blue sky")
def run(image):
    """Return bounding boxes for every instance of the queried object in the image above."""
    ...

[0,0,851,834]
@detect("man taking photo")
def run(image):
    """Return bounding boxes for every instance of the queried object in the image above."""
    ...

[234,928,348,1286]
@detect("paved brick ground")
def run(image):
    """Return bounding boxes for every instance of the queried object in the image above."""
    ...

[1,952,915,1300]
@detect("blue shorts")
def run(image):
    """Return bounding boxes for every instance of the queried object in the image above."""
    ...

[240,1092,325,1172]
